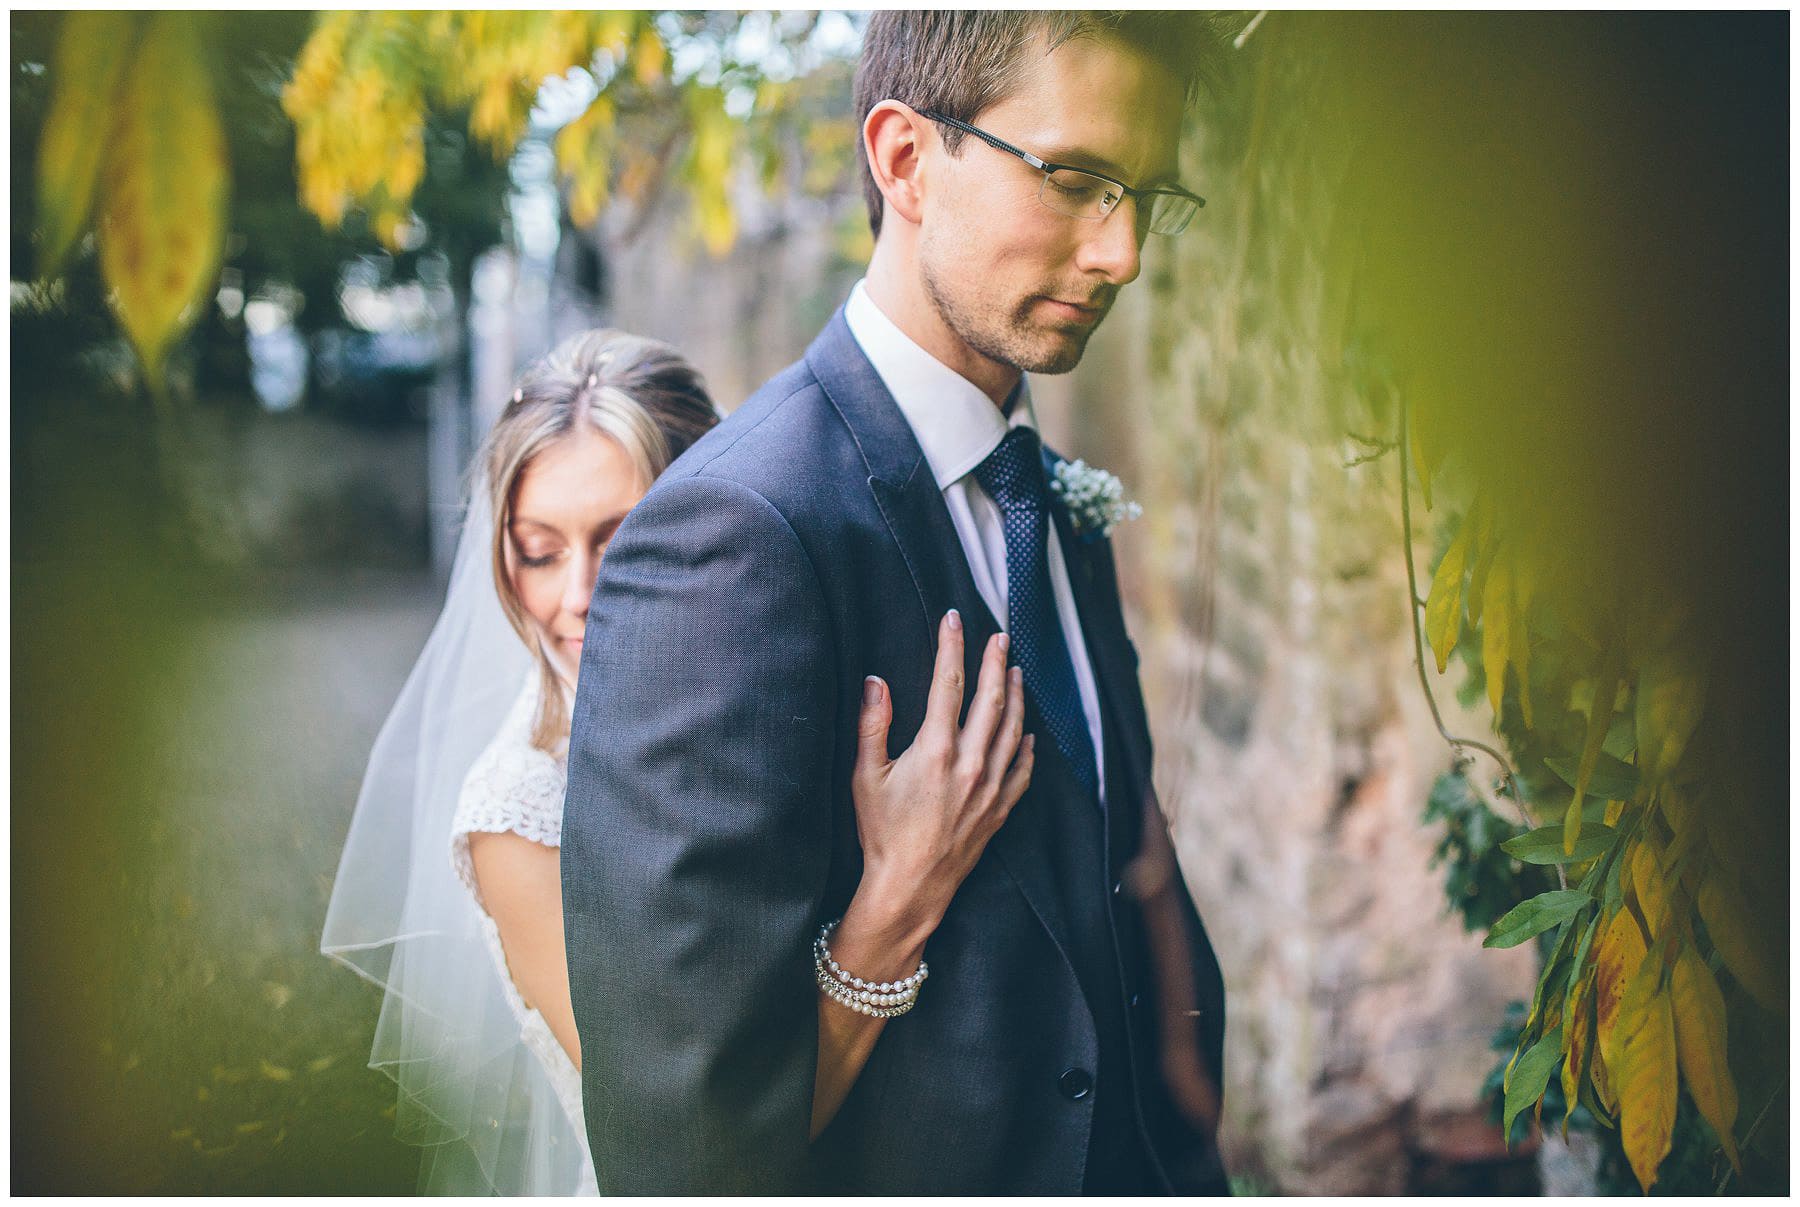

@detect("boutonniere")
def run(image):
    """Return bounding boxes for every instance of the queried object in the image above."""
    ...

[1049,457,1143,542]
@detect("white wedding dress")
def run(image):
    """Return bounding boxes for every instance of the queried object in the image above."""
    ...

[449,669,599,1197]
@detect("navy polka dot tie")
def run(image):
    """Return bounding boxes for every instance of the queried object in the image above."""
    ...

[973,427,1100,801]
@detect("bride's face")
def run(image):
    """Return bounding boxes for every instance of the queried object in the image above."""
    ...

[506,424,647,680]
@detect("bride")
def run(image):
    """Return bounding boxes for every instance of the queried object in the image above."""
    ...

[323,329,1034,1194]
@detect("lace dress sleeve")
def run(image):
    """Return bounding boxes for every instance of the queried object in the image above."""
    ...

[449,674,568,909]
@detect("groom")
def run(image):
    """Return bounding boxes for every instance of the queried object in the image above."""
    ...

[564,12,1229,1195]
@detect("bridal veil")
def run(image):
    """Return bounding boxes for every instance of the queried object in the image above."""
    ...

[321,481,591,1194]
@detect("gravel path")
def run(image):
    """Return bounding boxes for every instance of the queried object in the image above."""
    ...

[16,567,445,1193]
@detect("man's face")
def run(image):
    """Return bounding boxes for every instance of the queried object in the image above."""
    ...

[917,35,1186,377]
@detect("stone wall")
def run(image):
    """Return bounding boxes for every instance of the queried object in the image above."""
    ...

[1049,31,1540,1191]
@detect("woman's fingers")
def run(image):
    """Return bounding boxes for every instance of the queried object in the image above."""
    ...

[959,632,1010,757]
[854,675,893,784]
[983,665,1027,784]
[920,609,966,742]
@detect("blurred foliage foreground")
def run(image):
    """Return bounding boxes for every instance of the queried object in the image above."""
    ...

[31,10,855,395]
[16,8,1788,1196]
[1230,13,1788,1194]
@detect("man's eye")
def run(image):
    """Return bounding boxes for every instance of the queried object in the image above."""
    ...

[1046,172,1104,201]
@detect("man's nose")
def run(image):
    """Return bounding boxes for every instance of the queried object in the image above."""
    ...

[1074,197,1145,286]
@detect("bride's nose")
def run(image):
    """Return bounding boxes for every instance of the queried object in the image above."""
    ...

[562,551,598,618]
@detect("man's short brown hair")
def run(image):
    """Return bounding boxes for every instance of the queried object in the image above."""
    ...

[852,11,1225,237]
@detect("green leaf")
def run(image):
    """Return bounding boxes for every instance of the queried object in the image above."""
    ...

[1567,910,1602,984]
[1523,916,1581,1043]
[1502,824,1618,865]
[1602,847,1625,918]
[1578,797,1613,826]
[1503,1020,1565,1143]
[1485,890,1592,949]
[1544,751,1638,802]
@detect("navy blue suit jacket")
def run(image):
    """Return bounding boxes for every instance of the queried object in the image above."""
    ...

[563,311,1229,1194]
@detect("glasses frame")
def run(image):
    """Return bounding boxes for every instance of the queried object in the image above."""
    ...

[919,109,1205,234]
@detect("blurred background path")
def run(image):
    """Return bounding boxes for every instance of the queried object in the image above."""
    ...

[16,567,439,1193]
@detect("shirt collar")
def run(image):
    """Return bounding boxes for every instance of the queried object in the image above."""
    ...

[843,279,1037,490]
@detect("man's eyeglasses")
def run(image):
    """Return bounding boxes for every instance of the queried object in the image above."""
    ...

[920,110,1204,236]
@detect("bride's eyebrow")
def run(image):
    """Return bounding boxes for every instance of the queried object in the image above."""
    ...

[512,514,629,537]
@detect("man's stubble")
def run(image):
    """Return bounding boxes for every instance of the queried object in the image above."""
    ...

[919,249,1115,378]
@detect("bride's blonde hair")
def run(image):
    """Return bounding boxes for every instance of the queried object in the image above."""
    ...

[478,329,717,751]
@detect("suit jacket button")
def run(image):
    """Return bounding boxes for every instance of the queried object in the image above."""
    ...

[1058,1068,1093,1100]
[1111,880,1123,897]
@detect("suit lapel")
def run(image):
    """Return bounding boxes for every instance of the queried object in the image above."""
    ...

[806,311,1078,962]
[1043,448,1154,798]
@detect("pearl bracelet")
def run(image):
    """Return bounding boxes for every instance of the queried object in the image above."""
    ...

[815,963,916,1017]
[812,919,928,1018]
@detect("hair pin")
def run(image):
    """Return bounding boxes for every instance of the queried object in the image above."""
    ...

[511,388,523,403]
[586,372,599,388]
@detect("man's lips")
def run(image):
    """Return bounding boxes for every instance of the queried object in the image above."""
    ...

[1041,296,1108,322]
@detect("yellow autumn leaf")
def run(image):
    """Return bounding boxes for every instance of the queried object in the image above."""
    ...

[36,11,138,278]
[1481,553,1512,719]
[1616,956,1678,1193]
[97,13,229,393]
[1425,516,1473,673]
[687,97,738,257]
[555,96,616,228]
[1697,877,1783,1013]
[1408,395,1435,510]
[633,23,667,86]
[756,77,790,114]
[1562,972,1592,1136]
[1630,838,1668,940]
[1670,943,1740,1171]
[1636,645,1706,785]
[1591,1029,1618,1115]
[1463,539,1496,628]
[695,190,737,258]
[596,10,636,55]
[1509,549,1536,729]
[1594,907,1648,1078]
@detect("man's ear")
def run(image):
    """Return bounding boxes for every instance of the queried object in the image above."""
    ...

[862,101,929,229]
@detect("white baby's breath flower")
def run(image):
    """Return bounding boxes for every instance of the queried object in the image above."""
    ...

[1049,458,1143,539]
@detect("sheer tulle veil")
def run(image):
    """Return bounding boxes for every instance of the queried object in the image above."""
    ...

[320,480,590,1193]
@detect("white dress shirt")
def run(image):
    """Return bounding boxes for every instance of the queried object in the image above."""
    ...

[843,280,1106,802]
